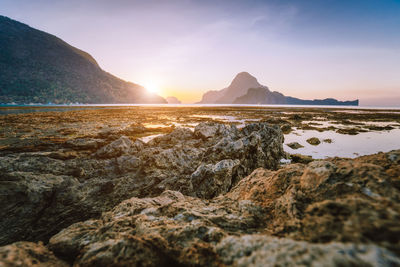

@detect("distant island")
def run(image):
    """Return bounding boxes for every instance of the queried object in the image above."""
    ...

[198,72,359,106]
[166,96,182,104]
[0,16,166,104]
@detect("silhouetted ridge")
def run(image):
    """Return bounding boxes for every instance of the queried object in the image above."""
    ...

[234,87,358,106]
[198,72,358,106]
[0,16,166,104]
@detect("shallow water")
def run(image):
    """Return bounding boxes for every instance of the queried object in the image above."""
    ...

[189,115,400,159]
[140,119,400,158]
[1,103,400,115]
[0,107,96,115]
[284,129,400,159]
[2,105,400,159]
[139,134,164,143]
[301,120,399,128]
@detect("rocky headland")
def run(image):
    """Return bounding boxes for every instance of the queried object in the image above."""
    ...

[0,16,166,104]
[197,72,358,106]
[166,96,182,104]
[0,107,400,266]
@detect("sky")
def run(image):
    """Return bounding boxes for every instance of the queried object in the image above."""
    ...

[1,0,400,105]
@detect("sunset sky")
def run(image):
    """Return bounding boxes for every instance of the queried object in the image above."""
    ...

[2,0,400,105]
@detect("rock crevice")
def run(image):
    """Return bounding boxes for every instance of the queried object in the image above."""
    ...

[0,122,284,245]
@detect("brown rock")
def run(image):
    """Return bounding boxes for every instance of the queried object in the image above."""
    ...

[280,123,292,134]
[286,142,304,149]
[306,137,321,145]
[0,242,68,266]
[1,150,400,266]
[290,153,314,164]
[227,150,400,254]
[0,122,284,245]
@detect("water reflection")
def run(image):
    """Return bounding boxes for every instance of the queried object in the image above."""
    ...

[284,129,400,159]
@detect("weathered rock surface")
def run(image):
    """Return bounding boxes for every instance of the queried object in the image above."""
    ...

[43,150,400,266]
[290,153,314,164]
[306,137,321,145]
[42,187,400,266]
[94,136,144,158]
[0,122,284,245]
[65,138,105,150]
[227,150,400,254]
[1,150,400,266]
[217,235,400,266]
[0,242,68,267]
[286,141,304,149]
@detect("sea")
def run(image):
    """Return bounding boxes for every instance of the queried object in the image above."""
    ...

[1,103,400,115]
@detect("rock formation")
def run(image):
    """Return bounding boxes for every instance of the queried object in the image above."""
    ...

[197,72,262,104]
[198,72,359,106]
[1,149,399,266]
[0,16,166,104]
[166,96,182,104]
[0,242,68,266]
[234,87,359,106]
[0,122,284,245]
[306,137,321,145]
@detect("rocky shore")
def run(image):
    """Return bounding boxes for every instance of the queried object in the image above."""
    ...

[1,116,400,266]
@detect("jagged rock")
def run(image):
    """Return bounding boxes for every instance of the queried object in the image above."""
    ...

[48,150,79,160]
[286,142,304,149]
[120,123,147,135]
[217,235,400,266]
[47,190,264,266]
[290,153,314,164]
[280,123,292,134]
[94,136,142,158]
[306,137,321,145]
[1,150,400,266]
[0,122,284,245]
[116,155,141,173]
[65,138,105,150]
[47,147,400,266]
[226,150,400,254]
[191,159,240,198]
[148,127,194,147]
[97,127,124,140]
[194,122,231,140]
[0,171,80,245]
[0,242,68,267]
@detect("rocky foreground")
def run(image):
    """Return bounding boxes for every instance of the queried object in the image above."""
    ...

[1,122,400,266]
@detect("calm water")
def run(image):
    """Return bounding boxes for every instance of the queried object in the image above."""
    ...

[284,129,400,159]
[1,103,400,115]
[139,113,400,159]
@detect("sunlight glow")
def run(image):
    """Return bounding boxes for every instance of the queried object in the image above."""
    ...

[143,81,160,95]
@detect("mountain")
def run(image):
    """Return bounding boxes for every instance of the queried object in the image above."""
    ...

[197,72,262,104]
[233,88,286,104]
[166,96,182,104]
[198,72,358,106]
[234,87,359,105]
[0,16,166,104]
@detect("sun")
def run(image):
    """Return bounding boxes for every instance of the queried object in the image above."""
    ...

[143,81,160,95]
